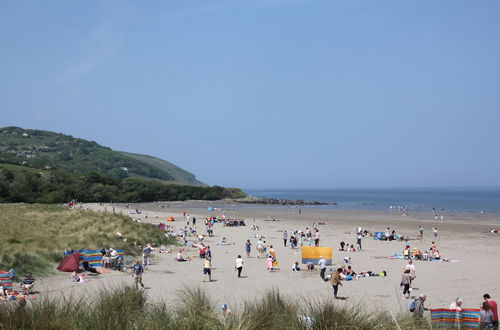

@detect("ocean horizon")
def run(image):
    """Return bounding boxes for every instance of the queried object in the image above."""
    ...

[244,187,500,214]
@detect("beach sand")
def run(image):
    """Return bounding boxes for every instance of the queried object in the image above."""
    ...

[37,201,500,314]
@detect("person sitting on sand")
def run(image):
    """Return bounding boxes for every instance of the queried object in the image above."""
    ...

[176,251,187,262]
[101,252,111,268]
[403,246,411,259]
[412,248,422,260]
[433,250,441,260]
[21,274,35,294]
[340,241,346,251]
[71,270,80,282]
[345,265,356,276]
[349,244,356,252]
[292,261,301,271]
[0,286,8,300]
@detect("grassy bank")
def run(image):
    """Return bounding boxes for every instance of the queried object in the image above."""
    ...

[0,286,432,330]
[0,204,176,279]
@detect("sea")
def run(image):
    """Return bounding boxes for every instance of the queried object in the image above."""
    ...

[243,188,500,214]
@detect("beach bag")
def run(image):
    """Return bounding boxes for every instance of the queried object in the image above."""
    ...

[409,300,416,312]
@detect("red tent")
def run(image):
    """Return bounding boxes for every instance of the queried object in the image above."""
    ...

[57,252,80,272]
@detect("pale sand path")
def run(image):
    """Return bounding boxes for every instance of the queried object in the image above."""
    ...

[36,201,500,314]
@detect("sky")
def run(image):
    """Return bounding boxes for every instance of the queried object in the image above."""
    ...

[1,0,500,189]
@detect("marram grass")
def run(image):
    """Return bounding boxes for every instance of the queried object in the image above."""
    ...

[0,286,433,330]
[0,204,176,279]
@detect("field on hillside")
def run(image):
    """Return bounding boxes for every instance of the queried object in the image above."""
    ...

[0,204,176,278]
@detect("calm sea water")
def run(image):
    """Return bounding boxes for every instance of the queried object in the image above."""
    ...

[244,188,500,213]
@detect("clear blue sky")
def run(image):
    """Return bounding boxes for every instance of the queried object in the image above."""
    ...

[2,1,500,189]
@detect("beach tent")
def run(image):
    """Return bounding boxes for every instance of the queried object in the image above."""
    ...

[167,216,175,222]
[0,269,14,290]
[57,252,80,272]
[301,247,333,265]
[430,308,480,328]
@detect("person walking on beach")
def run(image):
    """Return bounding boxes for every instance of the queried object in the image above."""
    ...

[331,268,343,299]
[357,232,363,251]
[235,255,243,278]
[245,239,252,257]
[282,230,288,247]
[483,294,498,328]
[314,230,320,247]
[318,256,327,280]
[256,239,264,258]
[268,245,278,269]
[405,260,416,284]
[143,243,152,268]
[206,246,212,259]
[401,269,411,299]
[433,227,438,238]
[132,259,144,290]
[203,257,212,282]
[418,226,424,240]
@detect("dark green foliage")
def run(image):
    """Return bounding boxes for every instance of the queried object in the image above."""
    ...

[0,163,246,203]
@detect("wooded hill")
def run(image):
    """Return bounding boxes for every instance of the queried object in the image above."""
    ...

[0,127,246,203]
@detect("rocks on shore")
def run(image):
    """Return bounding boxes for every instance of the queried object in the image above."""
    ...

[234,196,329,206]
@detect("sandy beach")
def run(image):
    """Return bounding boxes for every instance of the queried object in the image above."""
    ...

[37,201,500,314]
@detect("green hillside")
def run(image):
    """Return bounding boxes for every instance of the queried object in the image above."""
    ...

[119,151,203,186]
[0,126,204,185]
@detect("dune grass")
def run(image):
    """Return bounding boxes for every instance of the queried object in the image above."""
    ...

[0,286,433,330]
[0,204,176,279]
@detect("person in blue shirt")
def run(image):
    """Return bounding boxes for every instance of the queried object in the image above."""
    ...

[143,243,152,268]
[132,260,144,290]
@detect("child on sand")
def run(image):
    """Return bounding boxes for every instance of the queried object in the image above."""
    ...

[132,260,144,290]
[203,257,212,282]
[235,255,243,278]
[266,256,274,271]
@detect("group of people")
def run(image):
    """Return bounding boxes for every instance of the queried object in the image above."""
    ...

[0,273,36,302]
[402,240,442,261]
[282,225,321,249]
[410,294,498,329]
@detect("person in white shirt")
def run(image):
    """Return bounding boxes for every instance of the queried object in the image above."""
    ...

[256,239,264,258]
[449,298,463,310]
[292,261,301,271]
[318,256,327,279]
[235,255,244,278]
[314,230,320,247]
[404,260,416,288]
